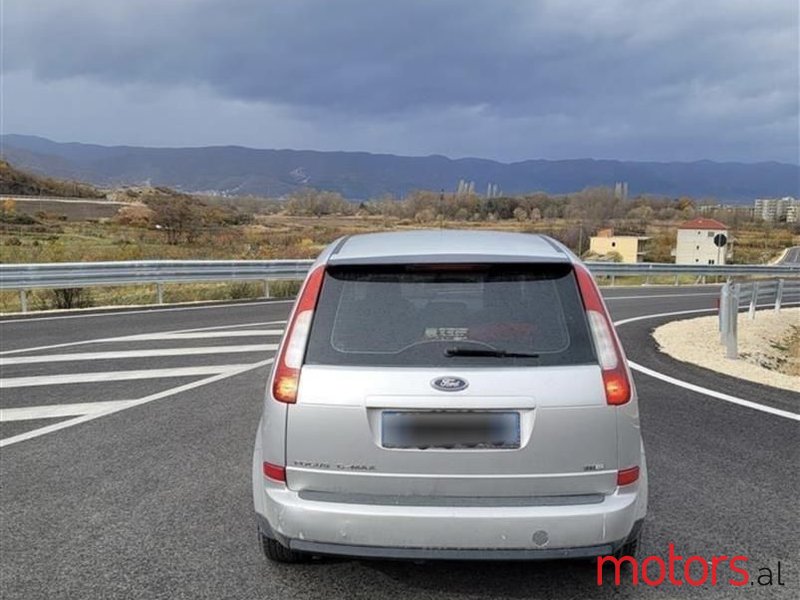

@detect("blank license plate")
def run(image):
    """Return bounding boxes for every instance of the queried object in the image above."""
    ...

[382,411,520,449]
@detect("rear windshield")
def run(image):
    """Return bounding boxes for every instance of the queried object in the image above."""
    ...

[305,263,596,368]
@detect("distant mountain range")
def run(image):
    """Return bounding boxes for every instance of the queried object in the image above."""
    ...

[1,134,797,202]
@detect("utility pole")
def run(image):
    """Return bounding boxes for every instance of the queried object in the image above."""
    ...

[439,189,445,229]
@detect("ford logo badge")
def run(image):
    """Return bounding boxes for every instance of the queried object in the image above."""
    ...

[431,376,469,392]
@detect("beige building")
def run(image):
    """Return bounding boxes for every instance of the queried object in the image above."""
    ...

[589,229,649,263]
[673,218,730,265]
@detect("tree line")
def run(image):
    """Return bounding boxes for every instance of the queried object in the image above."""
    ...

[282,185,700,225]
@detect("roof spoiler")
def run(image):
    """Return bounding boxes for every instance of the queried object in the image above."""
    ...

[327,254,571,266]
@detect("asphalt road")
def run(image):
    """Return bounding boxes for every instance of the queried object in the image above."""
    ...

[1,286,798,599]
[778,245,800,265]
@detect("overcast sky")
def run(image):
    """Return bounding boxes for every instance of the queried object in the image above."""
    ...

[2,0,798,163]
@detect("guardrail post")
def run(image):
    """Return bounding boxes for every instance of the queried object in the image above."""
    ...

[748,281,759,320]
[610,274,616,287]
[19,289,28,313]
[674,274,679,286]
[726,283,740,359]
[156,282,164,305]
[719,282,729,341]
[263,279,271,299]
[774,279,784,312]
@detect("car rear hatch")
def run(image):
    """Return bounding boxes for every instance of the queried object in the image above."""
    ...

[278,260,630,499]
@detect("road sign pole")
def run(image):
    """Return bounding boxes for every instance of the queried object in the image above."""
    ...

[713,233,728,266]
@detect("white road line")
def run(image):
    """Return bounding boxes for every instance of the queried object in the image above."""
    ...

[122,329,283,341]
[612,301,799,328]
[615,307,717,325]
[0,359,274,448]
[0,344,277,365]
[175,320,287,333]
[0,300,295,324]
[614,302,800,421]
[628,361,800,422]
[0,322,286,356]
[0,364,253,388]
[605,293,718,301]
[0,400,137,421]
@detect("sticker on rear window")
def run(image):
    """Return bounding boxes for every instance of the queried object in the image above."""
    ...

[424,327,469,341]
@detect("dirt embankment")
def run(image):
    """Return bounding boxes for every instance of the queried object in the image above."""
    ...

[653,308,800,393]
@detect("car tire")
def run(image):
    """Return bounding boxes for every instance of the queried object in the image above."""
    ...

[259,531,309,563]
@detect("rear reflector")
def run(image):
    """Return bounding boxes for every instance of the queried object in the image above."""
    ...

[617,466,640,486]
[574,264,632,405]
[263,461,286,482]
[271,266,325,403]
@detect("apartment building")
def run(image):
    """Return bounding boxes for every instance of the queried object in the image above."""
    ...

[754,197,798,222]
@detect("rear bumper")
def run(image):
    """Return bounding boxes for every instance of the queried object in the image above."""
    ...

[256,483,643,559]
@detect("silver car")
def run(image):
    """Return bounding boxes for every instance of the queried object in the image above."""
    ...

[252,230,647,562]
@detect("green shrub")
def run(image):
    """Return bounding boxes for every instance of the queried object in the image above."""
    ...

[38,288,94,310]
[269,280,302,298]
[228,281,262,300]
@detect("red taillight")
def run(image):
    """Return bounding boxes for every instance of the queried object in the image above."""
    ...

[263,461,286,482]
[617,466,640,486]
[271,266,325,403]
[574,264,632,405]
[603,371,631,405]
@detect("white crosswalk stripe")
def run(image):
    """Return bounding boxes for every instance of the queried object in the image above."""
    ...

[0,324,285,356]
[0,365,255,388]
[0,359,274,448]
[1,400,138,421]
[0,344,277,365]
[0,323,284,444]
[122,329,283,341]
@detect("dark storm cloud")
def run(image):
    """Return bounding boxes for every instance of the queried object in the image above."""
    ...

[4,0,799,162]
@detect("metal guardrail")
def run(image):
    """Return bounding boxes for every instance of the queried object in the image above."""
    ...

[2,259,797,290]
[0,260,315,289]
[0,260,314,312]
[718,278,800,359]
[584,262,800,277]
[1,259,799,312]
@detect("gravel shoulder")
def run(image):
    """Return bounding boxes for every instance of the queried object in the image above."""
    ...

[653,308,800,393]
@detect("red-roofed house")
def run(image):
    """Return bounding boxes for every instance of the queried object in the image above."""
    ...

[674,218,730,264]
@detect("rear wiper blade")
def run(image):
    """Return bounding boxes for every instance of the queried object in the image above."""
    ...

[444,347,540,359]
